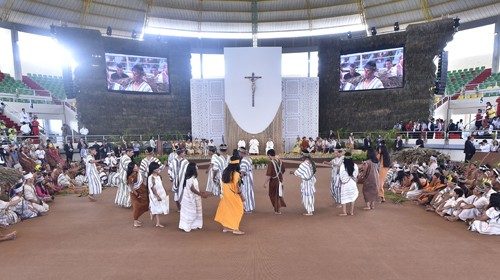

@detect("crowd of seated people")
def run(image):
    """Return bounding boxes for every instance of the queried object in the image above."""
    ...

[386,158,500,235]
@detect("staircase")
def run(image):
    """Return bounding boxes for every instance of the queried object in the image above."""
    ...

[0,114,20,130]
[21,75,51,97]
[465,68,492,90]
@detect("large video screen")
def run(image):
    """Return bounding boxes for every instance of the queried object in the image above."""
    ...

[339,47,404,91]
[105,53,169,93]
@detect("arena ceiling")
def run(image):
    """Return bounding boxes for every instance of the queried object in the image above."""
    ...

[0,0,499,39]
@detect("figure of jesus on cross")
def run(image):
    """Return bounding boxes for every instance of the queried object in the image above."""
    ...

[244,72,262,107]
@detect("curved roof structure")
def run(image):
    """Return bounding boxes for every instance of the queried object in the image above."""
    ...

[0,0,499,38]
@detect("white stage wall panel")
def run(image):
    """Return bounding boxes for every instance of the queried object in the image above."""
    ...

[191,77,319,151]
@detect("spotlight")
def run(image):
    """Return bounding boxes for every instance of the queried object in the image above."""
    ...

[131,29,137,39]
[394,22,399,31]
[347,31,352,39]
[370,27,377,36]
[106,26,112,36]
[453,17,460,29]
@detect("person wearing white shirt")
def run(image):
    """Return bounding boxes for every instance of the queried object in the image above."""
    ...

[237,139,246,149]
[479,140,491,153]
[249,137,259,155]
[19,108,30,124]
[20,122,31,135]
[355,61,384,90]
[265,139,274,154]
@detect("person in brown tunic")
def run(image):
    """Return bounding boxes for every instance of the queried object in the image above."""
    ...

[127,162,149,228]
[19,146,36,173]
[263,149,286,214]
[359,148,380,210]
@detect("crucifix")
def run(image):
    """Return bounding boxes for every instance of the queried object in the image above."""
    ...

[244,72,262,107]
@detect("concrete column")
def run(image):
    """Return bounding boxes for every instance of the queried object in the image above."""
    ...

[492,16,500,73]
[11,29,22,80]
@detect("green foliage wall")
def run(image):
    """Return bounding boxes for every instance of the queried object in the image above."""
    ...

[318,19,455,133]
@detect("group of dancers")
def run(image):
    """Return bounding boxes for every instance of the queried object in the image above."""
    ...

[82,142,370,235]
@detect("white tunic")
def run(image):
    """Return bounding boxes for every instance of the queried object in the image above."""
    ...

[179,177,203,232]
[237,140,246,149]
[249,139,259,154]
[355,77,384,90]
[140,156,162,180]
[339,163,359,204]
[23,184,49,213]
[84,154,102,195]
[294,161,317,213]
[148,174,169,215]
[171,156,189,202]
[240,157,255,212]
[470,207,500,235]
[265,141,274,154]
[458,195,489,221]
[206,154,226,196]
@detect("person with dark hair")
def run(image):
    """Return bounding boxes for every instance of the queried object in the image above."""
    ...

[206,145,227,197]
[125,64,153,92]
[292,152,317,215]
[84,147,102,202]
[359,148,380,210]
[148,161,169,227]
[179,163,208,232]
[470,192,500,234]
[110,63,129,82]
[464,135,476,162]
[127,162,149,227]
[264,148,286,214]
[338,152,359,216]
[115,149,133,208]
[239,147,255,213]
[214,155,245,235]
[417,171,446,205]
[139,146,162,180]
[355,60,384,90]
[171,148,189,212]
[343,63,361,80]
[323,149,343,207]
[404,167,428,200]
[448,184,489,222]
[377,141,391,202]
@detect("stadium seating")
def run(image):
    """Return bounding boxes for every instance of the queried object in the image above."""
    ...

[478,72,500,90]
[445,66,485,95]
[0,73,32,95]
[27,73,67,100]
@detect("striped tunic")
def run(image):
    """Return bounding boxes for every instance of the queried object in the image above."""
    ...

[294,161,317,214]
[84,154,102,195]
[140,156,162,180]
[240,157,255,212]
[206,154,227,196]
[171,157,189,202]
[115,154,132,207]
[329,156,343,203]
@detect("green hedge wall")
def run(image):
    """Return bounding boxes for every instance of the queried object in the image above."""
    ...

[318,19,455,133]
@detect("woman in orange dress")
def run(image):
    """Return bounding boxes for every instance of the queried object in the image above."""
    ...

[377,141,392,202]
[214,155,245,235]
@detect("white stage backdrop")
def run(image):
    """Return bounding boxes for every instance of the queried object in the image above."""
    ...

[224,47,282,134]
[191,77,318,151]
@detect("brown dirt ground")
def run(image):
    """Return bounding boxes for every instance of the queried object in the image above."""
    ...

[2,163,499,280]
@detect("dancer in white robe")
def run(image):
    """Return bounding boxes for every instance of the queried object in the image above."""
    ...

[115,149,133,208]
[324,150,343,205]
[293,153,317,215]
[148,162,169,227]
[239,148,255,213]
[171,149,189,211]
[470,193,500,235]
[265,139,274,154]
[179,163,207,232]
[338,152,359,216]
[85,147,102,201]
[249,138,259,155]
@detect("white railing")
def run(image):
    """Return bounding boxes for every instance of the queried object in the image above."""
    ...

[0,92,53,104]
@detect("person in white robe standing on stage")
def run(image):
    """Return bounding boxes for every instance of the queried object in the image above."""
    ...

[115,149,133,208]
[237,139,246,150]
[179,163,208,232]
[292,152,317,216]
[239,147,255,213]
[323,149,344,207]
[338,152,359,216]
[265,139,274,155]
[147,162,169,227]
[85,147,102,201]
[249,137,259,155]
[172,148,189,211]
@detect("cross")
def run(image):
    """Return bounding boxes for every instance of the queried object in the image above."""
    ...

[244,72,262,107]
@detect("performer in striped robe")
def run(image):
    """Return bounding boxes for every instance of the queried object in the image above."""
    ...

[323,149,343,206]
[206,145,229,196]
[140,147,163,180]
[85,147,102,201]
[239,147,255,213]
[293,153,317,215]
[115,149,134,208]
[172,149,189,211]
